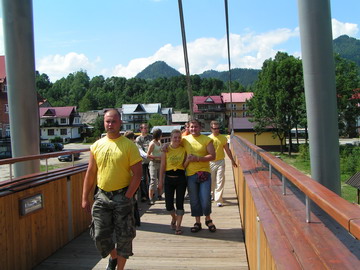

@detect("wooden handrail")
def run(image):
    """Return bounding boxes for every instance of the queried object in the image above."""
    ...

[232,135,360,240]
[0,148,89,165]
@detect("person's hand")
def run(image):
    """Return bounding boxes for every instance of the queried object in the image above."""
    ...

[187,154,198,162]
[161,142,170,152]
[158,182,163,191]
[82,198,91,213]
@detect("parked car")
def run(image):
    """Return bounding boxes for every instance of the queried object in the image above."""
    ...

[40,143,56,153]
[58,152,80,162]
[0,150,12,159]
[53,143,64,151]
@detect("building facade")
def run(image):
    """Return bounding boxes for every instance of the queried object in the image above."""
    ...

[39,106,82,142]
[121,103,172,131]
[193,96,226,131]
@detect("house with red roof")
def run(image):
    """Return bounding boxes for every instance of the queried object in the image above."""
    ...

[0,55,51,140]
[221,92,253,118]
[0,56,10,138]
[39,106,82,142]
[193,95,226,130]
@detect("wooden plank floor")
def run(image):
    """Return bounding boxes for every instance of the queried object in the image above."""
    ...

[34,157,248,270]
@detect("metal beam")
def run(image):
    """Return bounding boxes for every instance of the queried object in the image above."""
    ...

[2,0,40,177]
[297,0,341,194]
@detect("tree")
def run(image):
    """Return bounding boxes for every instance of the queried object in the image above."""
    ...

[148,114,167,129]
[247,52,305,154]
[334,54,360,137]
[35,71,52,97]
[92,115,105,139]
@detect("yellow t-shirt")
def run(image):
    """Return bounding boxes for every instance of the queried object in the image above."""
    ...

[91,136,142,191]
[166,145,186,171]
[182,134,212,176]
[208,133,227,161]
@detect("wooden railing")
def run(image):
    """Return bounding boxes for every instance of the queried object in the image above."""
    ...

[0,149,89,181]
[231,135,360,269]
[0,149,92,270]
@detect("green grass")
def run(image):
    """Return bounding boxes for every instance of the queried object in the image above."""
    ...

[270,152,358,203]
[40,164,66,172]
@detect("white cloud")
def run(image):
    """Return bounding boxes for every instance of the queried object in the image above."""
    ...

[0,19,4,55]
[36,52,99,81]
[111,27,299,78]
[332,18,359,38]
[28,19,360,81]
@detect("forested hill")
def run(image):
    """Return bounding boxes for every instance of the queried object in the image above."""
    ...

[333,35,360,67]
[135,61,259,87]
[136,61,182,79]
[199,68,260,87]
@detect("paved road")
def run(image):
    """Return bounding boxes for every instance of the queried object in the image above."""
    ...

[0,143,90,183]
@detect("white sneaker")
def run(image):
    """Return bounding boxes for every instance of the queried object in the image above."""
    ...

[217,203,223,207]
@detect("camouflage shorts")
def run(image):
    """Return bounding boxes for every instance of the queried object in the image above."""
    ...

[90,188,136,259]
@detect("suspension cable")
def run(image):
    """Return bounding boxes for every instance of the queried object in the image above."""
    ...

[224,0,234,133]
[178,0,194,119]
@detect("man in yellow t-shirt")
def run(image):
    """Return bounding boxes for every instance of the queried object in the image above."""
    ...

[209,121,237,207]
[82,109,142,270]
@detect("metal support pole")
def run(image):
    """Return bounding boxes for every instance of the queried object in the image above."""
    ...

[269,164,272,179]
[282,175,286,195]
[2,0,40,177]
[297,0,341,194]
[305,195,311,223]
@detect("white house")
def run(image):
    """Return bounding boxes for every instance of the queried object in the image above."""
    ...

[39,106,82,142]
[121,103,173,131]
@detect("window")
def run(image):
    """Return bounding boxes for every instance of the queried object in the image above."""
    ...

[126,124,131,130]
[73,118,80,124]
[2,85,7,92]
[47,129,54,136]
[5,104,9,113]
[231,104,236,110]
[60,129,67,135]
[242,104,247,110]
[60,118,67,124]
[5,126,10,137]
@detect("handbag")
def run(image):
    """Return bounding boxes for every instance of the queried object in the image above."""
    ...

[196,171,210,183]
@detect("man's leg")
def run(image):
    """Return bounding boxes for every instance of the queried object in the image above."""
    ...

[214,160,226,205]
[140,163,149,201]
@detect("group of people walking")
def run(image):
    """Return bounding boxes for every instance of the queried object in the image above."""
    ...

[81,109,236,270]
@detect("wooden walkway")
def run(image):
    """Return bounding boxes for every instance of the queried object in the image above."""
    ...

[34,157,248,270]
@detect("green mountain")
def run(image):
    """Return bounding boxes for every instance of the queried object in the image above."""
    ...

[135,61,182,79]
[135,61,259,86]
[199,68,260,87]
[333,35,360,67]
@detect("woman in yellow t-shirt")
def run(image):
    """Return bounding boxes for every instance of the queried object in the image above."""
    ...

[159,129,188,235]
[182,120,217,233]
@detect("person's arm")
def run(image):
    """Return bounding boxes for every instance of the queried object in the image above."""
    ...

[183,152,190,168]
[224,143,237,167]
[146,141,155,160]
[125,161,142,199]
[158,152,166,191]
[82,152,98,213]
[188,141,216,163]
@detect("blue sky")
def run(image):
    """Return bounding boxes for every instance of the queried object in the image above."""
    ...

[1,0,359,82]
